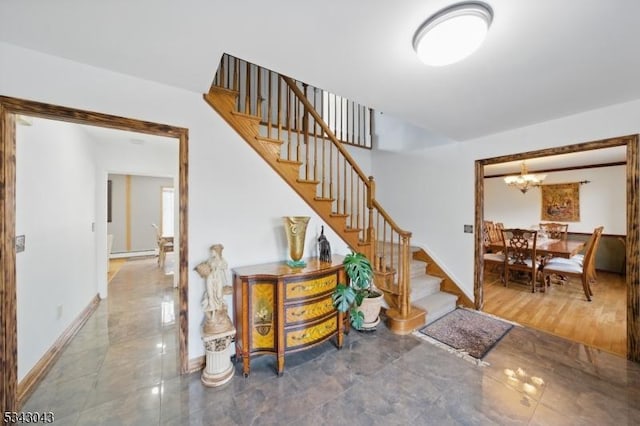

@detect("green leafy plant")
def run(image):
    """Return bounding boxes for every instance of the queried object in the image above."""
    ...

[331,252,380,330]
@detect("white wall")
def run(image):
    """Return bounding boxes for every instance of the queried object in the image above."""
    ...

[485,166,626,235]
[372,110,452,151]
[15,117,97,381]
[1,42,362,361]
[373,98,640,300]
[107,174,174,253]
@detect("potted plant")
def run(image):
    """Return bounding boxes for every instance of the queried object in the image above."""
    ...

[332,252,384,330]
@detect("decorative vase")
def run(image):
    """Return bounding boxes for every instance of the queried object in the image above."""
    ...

[283,216,310,267]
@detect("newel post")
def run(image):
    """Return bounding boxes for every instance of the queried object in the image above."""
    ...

[400,234,411,317]
[367,176,376,263]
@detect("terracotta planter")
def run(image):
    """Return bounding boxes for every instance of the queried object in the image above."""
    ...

[357,292,384,330]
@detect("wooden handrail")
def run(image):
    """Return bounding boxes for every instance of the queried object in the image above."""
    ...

[282,76,371,186]
[209,53,416,326]
[372,199,412,237]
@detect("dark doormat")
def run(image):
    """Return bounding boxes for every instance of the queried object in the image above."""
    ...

[416,308,514,362]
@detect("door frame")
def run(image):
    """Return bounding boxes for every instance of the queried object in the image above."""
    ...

[0,96,190,412]
[474,134,639,362]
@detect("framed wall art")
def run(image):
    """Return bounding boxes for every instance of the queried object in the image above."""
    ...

[541,182,580,222]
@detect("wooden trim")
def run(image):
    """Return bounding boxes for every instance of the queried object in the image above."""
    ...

[17,295,100,406]
[1,107,18,413]
[187,355,205,374]
[474,161,484,310]
[0,96,186,137]
[178,131,189,374]
[479,135,631,165]
[485,160,626,178]
[125,175,132,251]
[475,134,640,363]
[0,96,190,413]
[627,136,639,361]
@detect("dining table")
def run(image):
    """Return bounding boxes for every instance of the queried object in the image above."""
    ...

[488,238,585,259]
[488,237,586,290]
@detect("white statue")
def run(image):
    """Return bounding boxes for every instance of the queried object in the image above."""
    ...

[196,244,232,333]
[196,244,236,387]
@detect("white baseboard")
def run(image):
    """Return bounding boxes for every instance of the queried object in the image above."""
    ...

[110,250,157,259]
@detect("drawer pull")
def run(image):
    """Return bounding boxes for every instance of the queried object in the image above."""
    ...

[292,323,334,341]
[291,284,311,292]
[291,333,308,342]
[290,310,306,317]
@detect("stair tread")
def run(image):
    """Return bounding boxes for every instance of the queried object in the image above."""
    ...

[410,259,427,277]
[277,158,303,166]
[330,213,349,218]
[412,292,458,325]
[209,86,239,97]
[344,227,362,233]
[413,291,458,306]
[256,135,283,145]
[231,110,261,122]
[411,274,442,299]
[314,197,335,202]
[297,178,320,185]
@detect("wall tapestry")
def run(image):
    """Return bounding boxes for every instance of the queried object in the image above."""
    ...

[541,183,580,221]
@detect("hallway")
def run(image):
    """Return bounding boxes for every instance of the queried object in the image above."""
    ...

[22,257,179,424]
[21,258,640,425]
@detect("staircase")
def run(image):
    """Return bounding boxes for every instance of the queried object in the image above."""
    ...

[408,251,458,324]
[204,54,458,333]
[384,247,458,324]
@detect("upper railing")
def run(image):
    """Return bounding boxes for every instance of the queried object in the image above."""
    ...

[211,53,412,317]
[213,53,372,150]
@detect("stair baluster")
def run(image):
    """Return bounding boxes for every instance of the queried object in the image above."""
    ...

[205,54,426,334]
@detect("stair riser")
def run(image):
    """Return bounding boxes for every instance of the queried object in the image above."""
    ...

[412,281,441,300]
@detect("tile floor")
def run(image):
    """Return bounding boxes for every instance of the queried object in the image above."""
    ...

[21,257,640,425]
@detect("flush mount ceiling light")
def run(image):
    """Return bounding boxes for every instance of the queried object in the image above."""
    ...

[412,2,493,66]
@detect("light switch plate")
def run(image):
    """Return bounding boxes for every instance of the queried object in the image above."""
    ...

[16,235,25,253]
[464,225,473,233]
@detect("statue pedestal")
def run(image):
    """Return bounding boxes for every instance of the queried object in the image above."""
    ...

[201,320,236,387]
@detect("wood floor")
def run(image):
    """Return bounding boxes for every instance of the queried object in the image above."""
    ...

[107,258,127,283]
[483,269,627,357]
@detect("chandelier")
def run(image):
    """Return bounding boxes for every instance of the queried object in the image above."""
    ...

[504,162,546,194]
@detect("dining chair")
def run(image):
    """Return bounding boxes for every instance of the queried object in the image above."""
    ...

[483,221,505,280]
[551,225,603,285]
[493,222,504,242]
[539,222,569,240]
[539,222,569,283]
[484,221,496,244]
[501,228,541,293]
[483,221,505,247]
[152,223,174,268]
[570,225,603,284]
[483,251,506,283]
[542,226,604,301]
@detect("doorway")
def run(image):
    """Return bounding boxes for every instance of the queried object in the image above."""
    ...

[473,134,639,362]
[1,96,189,412]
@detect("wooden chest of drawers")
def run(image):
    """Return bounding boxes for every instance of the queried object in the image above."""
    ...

[232,255,345,376]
